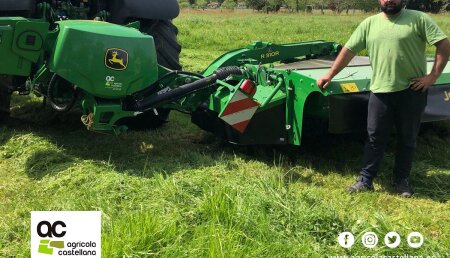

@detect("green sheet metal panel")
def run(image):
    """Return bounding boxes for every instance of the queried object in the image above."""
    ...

[0,17,32,76]
[50,20,158,99]
[11,20,48,63]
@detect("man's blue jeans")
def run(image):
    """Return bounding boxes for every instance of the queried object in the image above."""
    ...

[360,88,428,184]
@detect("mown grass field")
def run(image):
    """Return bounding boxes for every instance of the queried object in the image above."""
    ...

[1,9,450,257]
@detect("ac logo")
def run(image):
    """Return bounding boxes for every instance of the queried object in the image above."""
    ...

[105,75,115,86]
[36,221,66,255]
[37,220,66,238]
[31,211,101,257]
[444,90,449,101]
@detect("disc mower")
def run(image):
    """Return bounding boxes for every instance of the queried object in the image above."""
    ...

[1,1,449,146]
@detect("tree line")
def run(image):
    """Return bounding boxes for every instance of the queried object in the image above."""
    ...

[178,0,450,13]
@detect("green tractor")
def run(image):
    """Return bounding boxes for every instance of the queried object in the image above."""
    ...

[0,0,181,128]
[1,2,449,145]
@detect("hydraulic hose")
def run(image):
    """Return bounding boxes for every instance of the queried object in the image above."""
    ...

[133,66,242,111]
[131,70,204,100]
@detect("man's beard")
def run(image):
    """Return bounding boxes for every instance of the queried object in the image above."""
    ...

[380,3,402,15]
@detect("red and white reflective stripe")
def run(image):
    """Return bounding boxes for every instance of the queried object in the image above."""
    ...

[220,90,260,133]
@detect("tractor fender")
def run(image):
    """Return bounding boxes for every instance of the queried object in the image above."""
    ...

[107,0,180,24]
[0,0,35,15]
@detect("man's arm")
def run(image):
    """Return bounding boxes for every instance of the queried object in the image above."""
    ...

[411,38,450,92]
[317,47,356,89]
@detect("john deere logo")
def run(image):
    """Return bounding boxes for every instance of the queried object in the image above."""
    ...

[105,48,128,70]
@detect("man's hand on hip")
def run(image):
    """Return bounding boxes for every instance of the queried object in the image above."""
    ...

[410,74,437,92]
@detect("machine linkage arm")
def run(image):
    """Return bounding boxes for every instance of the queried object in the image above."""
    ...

[126,66,243,112]
[202,41,342,76]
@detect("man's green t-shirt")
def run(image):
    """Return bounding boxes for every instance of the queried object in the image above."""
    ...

[345,9,447,93]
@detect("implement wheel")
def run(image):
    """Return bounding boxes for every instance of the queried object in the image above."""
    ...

[124,19,182,130]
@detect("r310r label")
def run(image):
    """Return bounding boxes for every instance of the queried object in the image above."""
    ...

[261,51,280,59]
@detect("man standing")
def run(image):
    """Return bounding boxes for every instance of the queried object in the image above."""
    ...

[317,0,450,197]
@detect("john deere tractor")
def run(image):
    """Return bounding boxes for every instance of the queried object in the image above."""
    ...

[1,1,449,145]
[0,0,181,128]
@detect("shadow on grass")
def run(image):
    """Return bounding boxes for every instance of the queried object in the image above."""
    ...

[4,107,221,179]
[25,149,75,180]
[0,125,11,146]
[3,103,450,202]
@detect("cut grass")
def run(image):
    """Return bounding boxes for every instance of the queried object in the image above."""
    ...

[1,9,450,257]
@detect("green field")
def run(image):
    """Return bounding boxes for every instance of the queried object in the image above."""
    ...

[1,10,450,257]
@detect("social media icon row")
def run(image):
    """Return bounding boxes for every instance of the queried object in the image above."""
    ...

[338,231,423,249]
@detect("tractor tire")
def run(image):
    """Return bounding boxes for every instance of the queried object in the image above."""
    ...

[140,19,182,71]
[124,19,181,130]
[0,85,11,125]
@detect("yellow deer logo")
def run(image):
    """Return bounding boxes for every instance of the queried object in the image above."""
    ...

[109,51,125,68]
[105,48,128,70]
